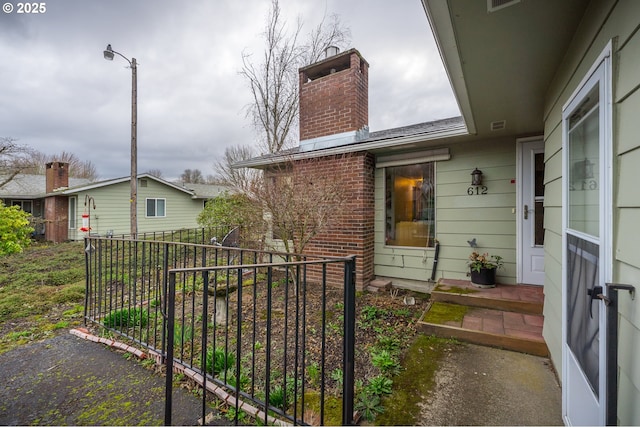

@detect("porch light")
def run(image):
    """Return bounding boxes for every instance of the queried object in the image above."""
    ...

[471,168,483,186]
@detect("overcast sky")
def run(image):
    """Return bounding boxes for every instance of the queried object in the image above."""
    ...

[0,0,459,181]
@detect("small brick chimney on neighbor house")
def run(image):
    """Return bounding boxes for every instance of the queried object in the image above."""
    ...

[295,48,375,290]
[44,161,70,243]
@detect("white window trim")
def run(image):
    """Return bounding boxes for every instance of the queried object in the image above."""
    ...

[145,198,167,218]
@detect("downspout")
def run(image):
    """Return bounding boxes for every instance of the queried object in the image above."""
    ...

[430,239,440,282]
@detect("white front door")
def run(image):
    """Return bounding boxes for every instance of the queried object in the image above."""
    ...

[519,138,545,285]
[562,45,612,426]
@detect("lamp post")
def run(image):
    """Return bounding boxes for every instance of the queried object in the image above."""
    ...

[103,44,137,238]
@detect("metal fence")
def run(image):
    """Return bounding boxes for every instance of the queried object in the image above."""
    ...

[83,236,356,426]
[112,226,237,245]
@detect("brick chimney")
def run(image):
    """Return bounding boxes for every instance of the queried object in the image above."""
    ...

[45,161,69,192]
[298,48,369,151]
[44,162,70,242]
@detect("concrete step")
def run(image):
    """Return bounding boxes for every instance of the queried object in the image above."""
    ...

[432,279,544,315]
[418,301,548,357]
[366,279,392,293]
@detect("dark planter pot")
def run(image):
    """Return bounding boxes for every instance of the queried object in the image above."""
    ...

[470,267,496,288]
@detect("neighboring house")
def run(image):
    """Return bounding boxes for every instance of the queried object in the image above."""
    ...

[0,163,91,238]
[236,1,640,424]
[2,162,229,242]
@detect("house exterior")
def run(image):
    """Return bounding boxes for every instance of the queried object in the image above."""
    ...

[236,0,640,424]
[0,162,91,239]
[1,162,229,242]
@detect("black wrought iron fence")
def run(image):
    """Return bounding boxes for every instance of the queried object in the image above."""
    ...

[83,236,356,426]
[112,226,237,245]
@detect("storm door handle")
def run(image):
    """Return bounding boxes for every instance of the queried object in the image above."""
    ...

[587,285,605,319]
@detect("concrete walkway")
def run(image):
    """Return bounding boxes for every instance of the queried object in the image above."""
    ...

[0,329,562,426]
[418,343,563,425]
[0,333,216,426]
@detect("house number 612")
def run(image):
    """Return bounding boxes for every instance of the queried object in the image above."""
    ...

[467,186,488,195]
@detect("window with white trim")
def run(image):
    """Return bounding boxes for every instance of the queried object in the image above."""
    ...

[384,162,436,247]
[146,198,166,217]
[68,197,77,229]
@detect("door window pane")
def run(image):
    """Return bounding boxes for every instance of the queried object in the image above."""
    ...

[568,84,600,237]
[566,234,600,396]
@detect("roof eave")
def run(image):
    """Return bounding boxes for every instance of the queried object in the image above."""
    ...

[233,122,468,169]
[422,0,476,135]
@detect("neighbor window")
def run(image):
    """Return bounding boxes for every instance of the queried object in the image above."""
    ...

[146,198,166,217]
[68,197,77,229]
[385,163,435,247]
[12,200,32,213]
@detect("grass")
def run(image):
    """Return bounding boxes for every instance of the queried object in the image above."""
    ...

[0,241,87,354]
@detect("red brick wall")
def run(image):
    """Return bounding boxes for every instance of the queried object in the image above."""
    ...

[291,152,375,290]
[299,51,368,141]
[44,162,69,242]
[44,196,68,243]
[45,162,69,193]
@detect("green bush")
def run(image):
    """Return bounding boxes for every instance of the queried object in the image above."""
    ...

[205,346,235,376]
[102,307,148,328]
[0,201,34,256]
[365,375,393,396]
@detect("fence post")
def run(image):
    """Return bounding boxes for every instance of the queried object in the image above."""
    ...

[342,256,356,426]
[164,270,176,426]
[83,236,90,324]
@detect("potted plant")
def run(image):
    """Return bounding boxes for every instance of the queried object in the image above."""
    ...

[468,251,504,288]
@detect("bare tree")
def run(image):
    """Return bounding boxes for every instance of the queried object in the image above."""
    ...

[213,145,260,193]
[26,150,98,180]
[180,168,205,184]
[0,137,36,189]
[241,0,350,154]
[145,168,164,178]
[248,154,350,256]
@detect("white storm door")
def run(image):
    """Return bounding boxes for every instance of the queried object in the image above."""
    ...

[520,139,545,285]
[562,47,611,426]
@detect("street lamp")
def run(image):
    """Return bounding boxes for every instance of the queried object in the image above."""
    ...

[103,44,138,238]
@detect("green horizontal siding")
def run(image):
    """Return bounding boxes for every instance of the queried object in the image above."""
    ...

[374,138,517,284]
[70,179,204,240]
[542,0,640,411]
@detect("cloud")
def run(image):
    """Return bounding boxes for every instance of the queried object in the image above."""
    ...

[0,0,458,181]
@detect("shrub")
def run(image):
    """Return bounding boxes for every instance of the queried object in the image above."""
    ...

[0,201,34,256]
[205,346,235,376]
[102,307,148,328]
